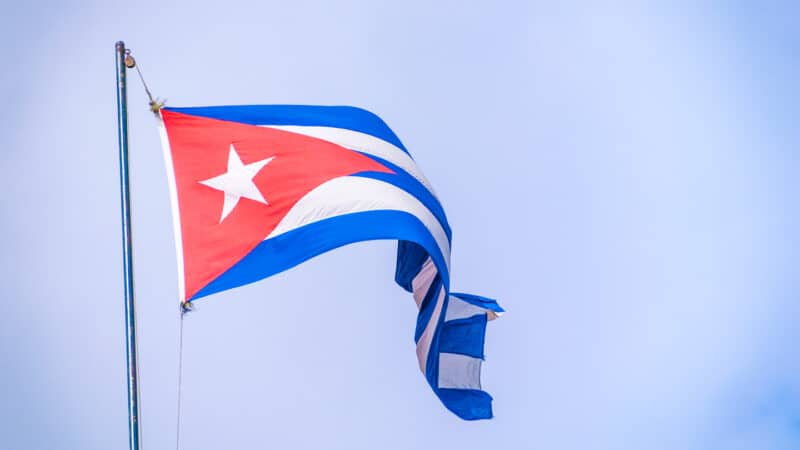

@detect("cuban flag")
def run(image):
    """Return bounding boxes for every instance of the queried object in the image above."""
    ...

[158,105,503,420]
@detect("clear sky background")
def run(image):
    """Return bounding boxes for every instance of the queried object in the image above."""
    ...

[1,1,798,449]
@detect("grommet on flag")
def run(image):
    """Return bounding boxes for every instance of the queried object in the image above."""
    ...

[180,301,194,314]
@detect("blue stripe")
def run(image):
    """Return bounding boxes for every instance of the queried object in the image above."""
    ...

[355,170,451,241]
[438,314,487,359]
[354,154,451,241]
[163,105,407,152]
[436,389,493,420]
[395,240,430,293]
[191,210,449,301]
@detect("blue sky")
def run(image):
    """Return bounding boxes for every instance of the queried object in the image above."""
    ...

[1,1,798,449]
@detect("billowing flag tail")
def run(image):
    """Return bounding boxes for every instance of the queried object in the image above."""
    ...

[397,242,503,420]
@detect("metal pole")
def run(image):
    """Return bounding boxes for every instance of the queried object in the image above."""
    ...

[115,40,142,450]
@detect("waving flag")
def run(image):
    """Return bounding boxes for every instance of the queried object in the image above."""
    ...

[158,105,503,420]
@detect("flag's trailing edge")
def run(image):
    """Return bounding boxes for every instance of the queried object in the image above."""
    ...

[158,105,504,420]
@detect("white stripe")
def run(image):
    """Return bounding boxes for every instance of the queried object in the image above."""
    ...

[444,295,492,322]
[266,176,451,272]
[158,117,186,302]
[438,353,482,390]
[411,257,437,309]
[416,286,446,373]
[262,125,435,193]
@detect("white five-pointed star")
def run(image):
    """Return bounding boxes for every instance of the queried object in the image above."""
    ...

[199,144,275,223]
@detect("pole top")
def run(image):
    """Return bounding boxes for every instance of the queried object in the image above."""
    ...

[116,41,136,69]
[116,42,135,68]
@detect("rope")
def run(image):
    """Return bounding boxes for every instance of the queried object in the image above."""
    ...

[134,62,156,106]
[175,307,186,450]
[124,48,164,113]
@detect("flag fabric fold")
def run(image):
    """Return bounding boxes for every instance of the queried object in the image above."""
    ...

[158,104,502,419]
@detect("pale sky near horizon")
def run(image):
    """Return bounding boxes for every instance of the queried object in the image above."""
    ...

[1,2,799,449]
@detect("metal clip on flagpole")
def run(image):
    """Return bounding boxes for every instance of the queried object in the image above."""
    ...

[115,40,143,450]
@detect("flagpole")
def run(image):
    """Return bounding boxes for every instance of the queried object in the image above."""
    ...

[115,40,142,450]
